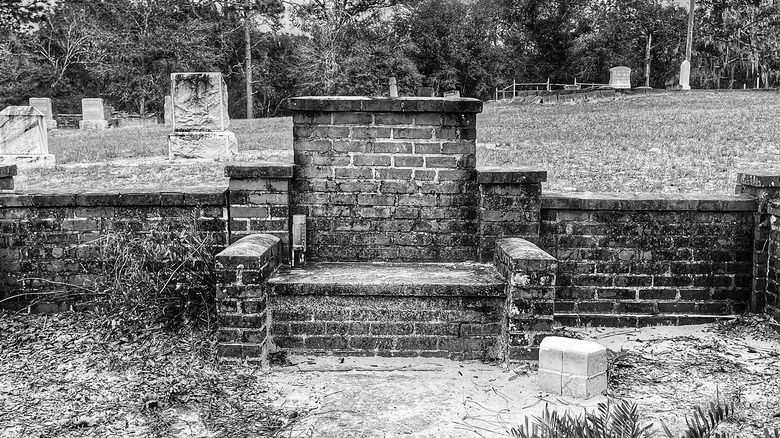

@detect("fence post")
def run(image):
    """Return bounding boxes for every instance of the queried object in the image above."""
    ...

[546,78,550,91]
[495,87,498,101]
[512,80,516,98]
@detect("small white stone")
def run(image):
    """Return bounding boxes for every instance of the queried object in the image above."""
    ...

[539,336,577,372]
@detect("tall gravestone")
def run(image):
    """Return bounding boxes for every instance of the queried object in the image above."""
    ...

[679,60,691,90]
[80,98,109,130]
[168,72,237,160]
[28,98,57,130]
[0,106,56,168]
[608,66,631,89]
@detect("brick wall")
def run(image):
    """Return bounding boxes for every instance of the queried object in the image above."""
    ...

[288,96,482,262]
[539,192,756,327]
[0,190,227,311]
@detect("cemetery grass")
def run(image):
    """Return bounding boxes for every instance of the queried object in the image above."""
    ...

[14,90,780,194]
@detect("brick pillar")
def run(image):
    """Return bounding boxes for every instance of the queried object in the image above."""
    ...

[477,167,546,263]
[766,202,780,322]
[225,164,293,262]
[736,171,780,313]
[494,238,557,362]
[215,234,281,365]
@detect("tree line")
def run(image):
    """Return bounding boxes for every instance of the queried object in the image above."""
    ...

[1,0,779,118]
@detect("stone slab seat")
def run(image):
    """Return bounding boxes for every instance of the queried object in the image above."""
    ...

[268,262,506,297]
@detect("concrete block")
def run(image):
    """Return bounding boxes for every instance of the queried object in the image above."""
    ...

[538,336,608,400]
[561,372,607,399]
[168,131,237,160]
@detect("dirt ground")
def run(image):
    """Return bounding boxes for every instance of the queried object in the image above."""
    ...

[0,313,778,437]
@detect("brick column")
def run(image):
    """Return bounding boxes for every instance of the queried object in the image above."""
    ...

[736,171,780,313]
[477,167,546,263]
[287,96,482,262]
[215,234,281,365]
[494,238,557,362]
[225,164,293,262]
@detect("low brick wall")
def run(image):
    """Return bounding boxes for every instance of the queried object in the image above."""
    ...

[0,190,227,311]
[539,192,756,327]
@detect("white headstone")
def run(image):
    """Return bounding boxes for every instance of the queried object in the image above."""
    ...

[28,98,57,130]
[0,106,56,168]
[608,66,632,89]
[168,72,236,160]
[444,90,461,98]
[80,98,109,130]
[679,60,691,90]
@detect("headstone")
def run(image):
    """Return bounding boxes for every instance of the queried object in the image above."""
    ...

[415,87,434,97]
[28,98,57,130]
[168,72,237,160]
[164,95,173,126]
[608,66,632,89]
[0,106,56,168]
[80,98,109,130]
[389,77,398,98]
[679,60,691,90]
[564,84,581,91]
[444,90,461,98]
[103,105,114,121]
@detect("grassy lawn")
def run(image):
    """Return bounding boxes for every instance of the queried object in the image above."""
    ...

[14,90,780,193]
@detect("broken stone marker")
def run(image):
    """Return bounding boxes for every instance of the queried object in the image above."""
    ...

[0,106,56,168]
[167,72,237,160]
[538,336,607,399]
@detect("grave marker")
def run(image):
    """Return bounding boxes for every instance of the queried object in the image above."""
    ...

[80,98,109,130]
[167,72,237,160]
[28,98,57,129]
[443,90,461,98]
[679,60,691,90]
[0,106,56,168]
[608,66,631,89]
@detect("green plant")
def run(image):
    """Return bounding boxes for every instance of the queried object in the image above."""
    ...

[93,209,217,332]
[661,400,733,438]
[509,398,652,438]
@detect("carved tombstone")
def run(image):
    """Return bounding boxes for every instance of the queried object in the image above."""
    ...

[80,98,109,130]
[608,66,632,89]
[28,98,57,130]
[167,72,237,160]
[0,106,56,168]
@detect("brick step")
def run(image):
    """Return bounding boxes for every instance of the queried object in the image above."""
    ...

[267,262,508,359]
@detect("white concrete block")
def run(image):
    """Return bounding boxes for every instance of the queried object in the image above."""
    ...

[561,339,607,377]
[561,372,607,399]
[538,336,577,372]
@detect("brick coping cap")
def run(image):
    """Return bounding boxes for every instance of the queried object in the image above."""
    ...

[737,171,780,188]
[0,188,225,208]
[476,166,547,184]
[224,163,294,179]
[496,238,557,264]
[288,96,483,113]
[0,165,17,178]
[542,191,756,211]
[216,234,280,268]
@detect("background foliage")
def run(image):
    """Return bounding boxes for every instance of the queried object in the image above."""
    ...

[1,0,779,117]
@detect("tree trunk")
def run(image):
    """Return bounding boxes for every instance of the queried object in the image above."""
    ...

[244,0,253,119]
[644,32,652,87]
